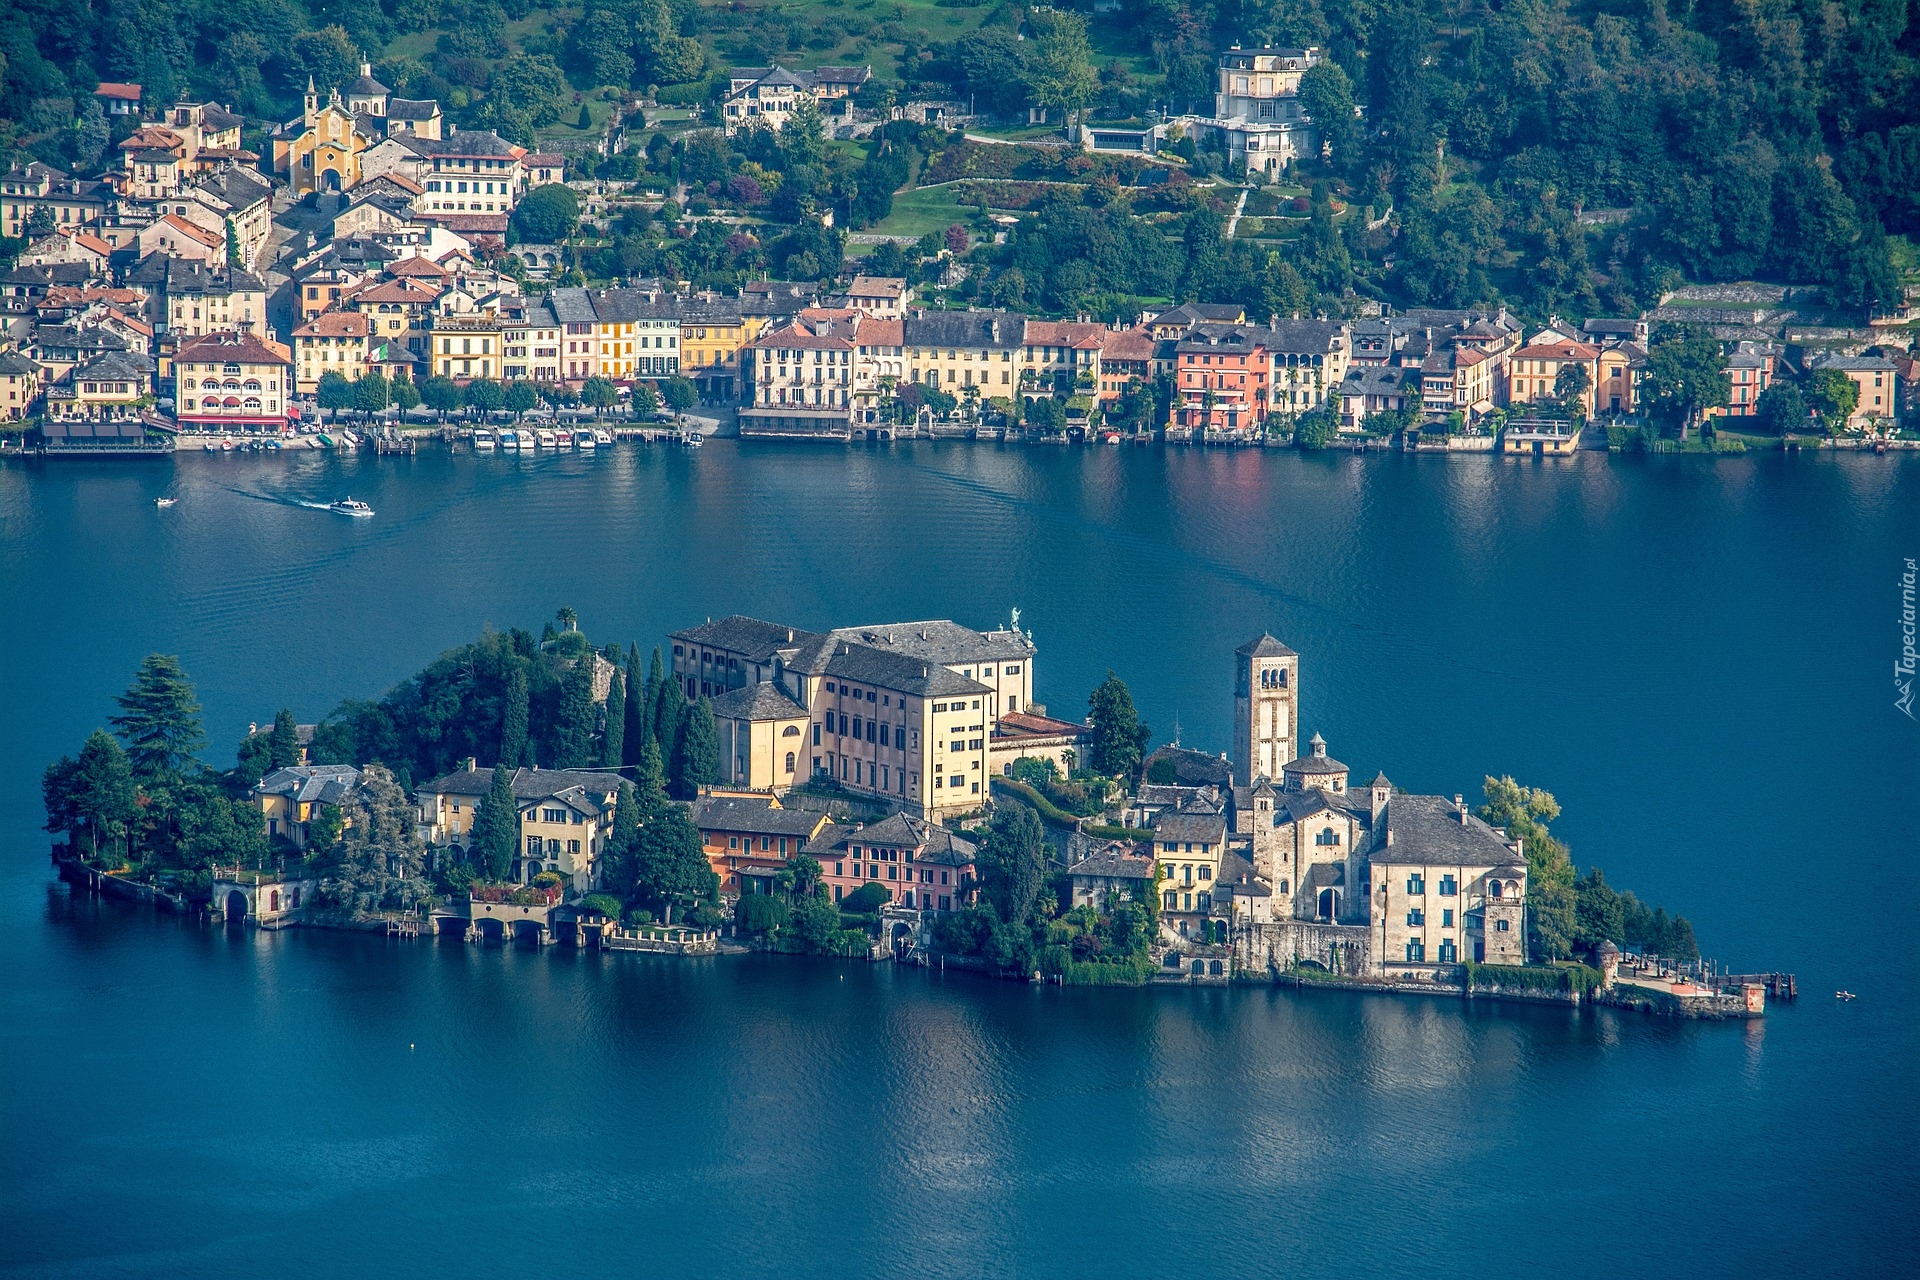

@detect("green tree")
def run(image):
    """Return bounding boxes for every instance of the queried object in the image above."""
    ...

[623,643,647,766]
[267,709,300,770]
[632,803,718,921]
[1298,60,1359,172]
[225,219,243,269]
[582,376,618,415]
[316,370,354,421]
[1479,776,1575,961]
[1641,335,1731,439]
[790,892,840,951]
[110,654,205,783]
[320,764,432,916]
[1027,10,1097,127]
[420,375,461,421]
[1573,867,1626,950]
[553,655,598,769]
[390,375,421,414]
[979,803,1048,925]
[660,375,697,414]
[512,183,581,244]
[500,661,530,767]
[631,382,660,418]
[177,784,270,871]
[471,765,518,881]
[653,663,687,767]
[1806,369,1860,433]
[1293,405,1336,449]
[1086,672,1149,779]
[601,780,642,898]
[788,855,823,901]
[736,892,789,935]
[1755,381,1808,434]
[307,802,344,853]
[353,371,390,418]
[505,380,539,420]
[602,667,626,769]
[635,738,669,819]
[464,377,506,415]
[673,696,720,799]
[1554,364,1592,422]
[68,729,137,862]
[492,51,567,126]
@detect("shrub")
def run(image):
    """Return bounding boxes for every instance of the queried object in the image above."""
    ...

[736,892,790,935]
[625,908,655,926]
[579,892,623,918]
[1082,822,1154,842]
[1061,955,1154,985]
[1464,961,1603,995]
[531,870,564,889]
[841,882,892,913]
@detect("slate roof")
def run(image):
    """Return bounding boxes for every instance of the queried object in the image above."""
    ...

[903,309,1025,350]
[1152,807,1228,845]
[1235,633,1297,658]
[830,619,1033,666]
[1070,844,1155,880]
[418,129,518,158]
[820,641,988,698]
[675,615,822,661]
[194,166,272,209]
[1142,744,1234,787]
[1265,318,1346,353]
[1284,735,1346,775]
[1339,365,1413,395]
[256,764,362,803]
[73,350,152,381]
[419,764,623,801]
[691,794,828,837]
[709,682,810,720]
[1372,793,1520,867]
[387,98,440,121]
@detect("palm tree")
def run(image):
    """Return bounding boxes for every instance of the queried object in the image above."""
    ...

[557,606,578,632]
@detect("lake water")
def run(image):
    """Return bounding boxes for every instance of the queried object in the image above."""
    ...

[1,443,1914,1277]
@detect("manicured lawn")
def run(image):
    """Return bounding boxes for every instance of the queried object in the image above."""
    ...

[869,185,973,238]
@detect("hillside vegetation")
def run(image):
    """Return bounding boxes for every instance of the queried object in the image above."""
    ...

[0,0,1913,317]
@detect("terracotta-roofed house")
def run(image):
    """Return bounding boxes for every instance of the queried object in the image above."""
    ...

[175,331,293,433]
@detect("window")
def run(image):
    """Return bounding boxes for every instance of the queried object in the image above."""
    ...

[1315,828,1341,846]
[1405,939,1426,963]
[785,752,795,773]
[1407,908,1424,926]
[1406,875,1425,895]
[729,836,739,849]
[1439,875,1457,896]
[1495,919,1511,932]
[1438,939,1457,963]
[526,836,540,856]
[1441,908,1454,928]
[1164,891,1178,910]
[1198,865,1211,881]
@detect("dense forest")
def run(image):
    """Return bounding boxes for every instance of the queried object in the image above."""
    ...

[1,0,1913,316]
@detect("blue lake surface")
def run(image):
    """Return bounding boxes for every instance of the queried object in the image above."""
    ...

[1,442,1914,1277]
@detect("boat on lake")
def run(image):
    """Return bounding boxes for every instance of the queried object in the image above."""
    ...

[473,431,497,453]
[317,433,335,449]
[575,430,596,450]
[155,497,177,508]
[536,429,558,448]
[592,427,613,446]
[328,498,374,518]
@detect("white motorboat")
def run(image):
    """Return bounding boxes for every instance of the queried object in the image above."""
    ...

[592,428,614,446]
[574,430,596,450]
[329,498,374,518]
[155,497,177,508]
[536,429,558,448]
[473,431,497,452]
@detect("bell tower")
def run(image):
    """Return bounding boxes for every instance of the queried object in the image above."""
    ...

[1233,633,1299,787]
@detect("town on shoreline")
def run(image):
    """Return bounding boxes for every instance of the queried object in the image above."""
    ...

[3,41,1913,461]
[43,607,1787,1021]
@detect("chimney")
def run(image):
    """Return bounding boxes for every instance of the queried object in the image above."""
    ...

[465,756,477,772]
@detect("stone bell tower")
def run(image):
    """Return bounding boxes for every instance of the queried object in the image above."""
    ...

[1233,633,1299,787]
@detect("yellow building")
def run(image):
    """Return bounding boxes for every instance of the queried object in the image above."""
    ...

[1372,793,1528,974]
[1153,802,1228,936]
[709,683,813,792]
[416,763,624,894]
[253,766,362,850]
[429,312,505,382]
[292,311,372,394]
[0,353,40,420]
[274,83,368,195]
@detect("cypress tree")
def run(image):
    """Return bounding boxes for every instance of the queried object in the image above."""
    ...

[636,738,668,820]
[553,657,596,769]
[673,696,720,799]
[643,645,667,754]
[109,654,206,782]
[604,781,640,899]
[602,668,626,769]
[267,709,300,770]
[623,643,645,766]
[653,663,686,773]
[500,662,529,768]
[471,765,518,882]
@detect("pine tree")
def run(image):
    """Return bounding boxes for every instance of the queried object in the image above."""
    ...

[267,709,300,770]
[471,765,518,882]
[602,668,626,769]
[72,729,137,862]
[321,764,431,916]
[623,643,645,766]
[500,662,529,768]
[109,654,206,782]
[632,804,718,923]
[673,696,720,799]
[553,656,597,768]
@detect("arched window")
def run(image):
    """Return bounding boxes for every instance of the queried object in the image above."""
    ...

[1489,880,1504,898]
[1278,879,1289,894]
[784,751,795,773]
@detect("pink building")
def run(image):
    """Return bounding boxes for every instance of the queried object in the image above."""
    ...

[806,812,977,912]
